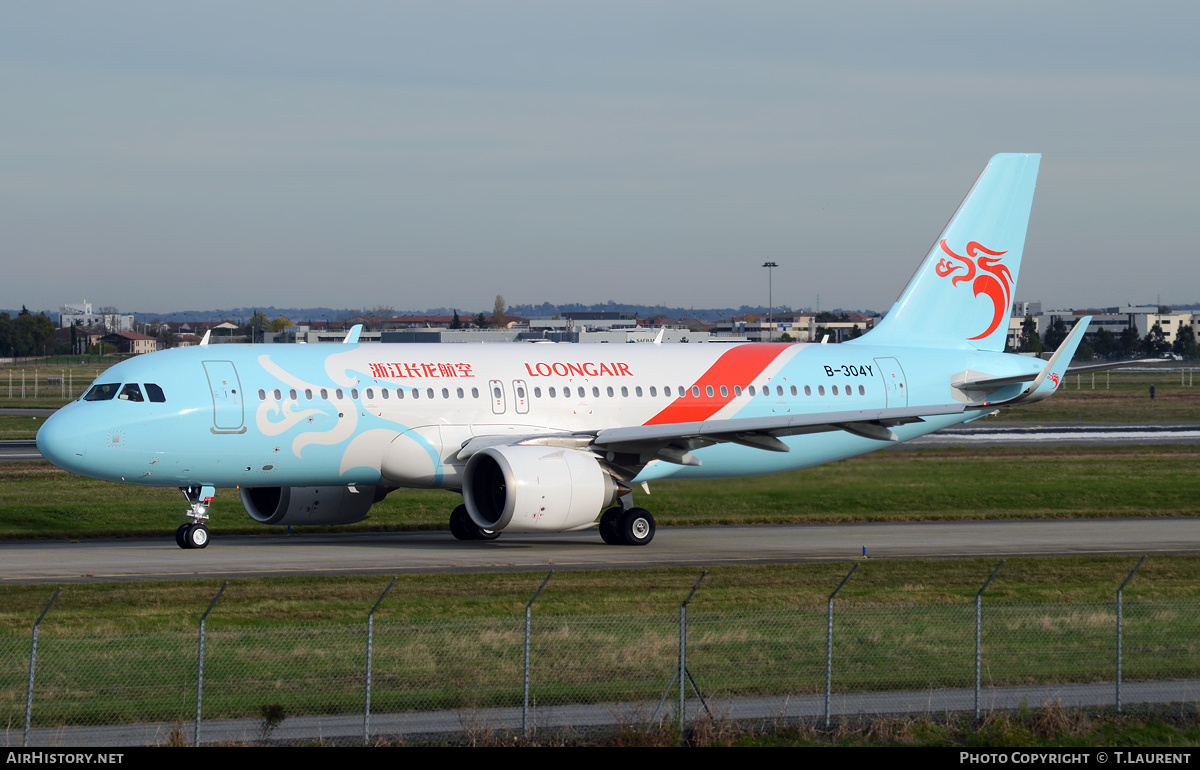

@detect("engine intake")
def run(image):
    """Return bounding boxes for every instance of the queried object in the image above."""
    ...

[240,485,386,526]
[463,446,620,533]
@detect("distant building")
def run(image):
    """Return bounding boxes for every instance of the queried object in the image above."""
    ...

[59,300,133,332]
[99,332,159,355]
[712,312,877,342]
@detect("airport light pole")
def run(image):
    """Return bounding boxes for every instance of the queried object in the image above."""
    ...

[762,262,778,342]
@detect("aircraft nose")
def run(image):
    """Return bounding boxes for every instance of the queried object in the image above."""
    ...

[36,408,87,472]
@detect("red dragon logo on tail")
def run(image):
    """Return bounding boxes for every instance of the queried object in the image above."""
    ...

[934,239,1012,340]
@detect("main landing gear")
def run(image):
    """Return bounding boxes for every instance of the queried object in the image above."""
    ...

[599,506,656,546]
[449,504,501,541]
[176,485,215,549]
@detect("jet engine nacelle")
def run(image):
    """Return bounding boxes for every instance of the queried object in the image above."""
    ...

[239,485,386,526]
[463,446,620,533]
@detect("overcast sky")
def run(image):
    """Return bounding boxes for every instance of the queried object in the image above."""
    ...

[3,1,1197,316]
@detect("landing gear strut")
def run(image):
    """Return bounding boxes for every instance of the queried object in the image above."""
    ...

[449,504,501,541]
[600,505,656,546]
[177,485,215,549]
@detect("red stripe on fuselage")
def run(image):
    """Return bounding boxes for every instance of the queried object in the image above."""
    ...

[643,343,793,426]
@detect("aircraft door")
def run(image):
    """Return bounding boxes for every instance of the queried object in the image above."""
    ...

[873,357,908,408]
[203,360,247,434]
[488,379,506,414]
[512,379,529,414]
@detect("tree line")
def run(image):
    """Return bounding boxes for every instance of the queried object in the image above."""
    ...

[1015,315,1199,360]
[0,307,59,358]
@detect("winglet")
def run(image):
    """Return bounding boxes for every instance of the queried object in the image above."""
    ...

[199,330,211,347]
[653,327,665,345]
[343,324,362,344]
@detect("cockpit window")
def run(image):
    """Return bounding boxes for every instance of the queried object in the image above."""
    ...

[145,383,166,403]
[118,384,144,402]
[83,383,121,401]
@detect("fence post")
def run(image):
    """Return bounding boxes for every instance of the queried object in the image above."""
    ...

[195,581,227,747]
[1116,556,1146,713]
[677,570,707,735]
[23,587,61,747]
[364,577,397,746]
[825,563,858,728]
[523,570,554,738]
[975,560,1004,720]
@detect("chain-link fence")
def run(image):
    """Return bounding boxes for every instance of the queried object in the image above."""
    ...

[5,570,1200,746]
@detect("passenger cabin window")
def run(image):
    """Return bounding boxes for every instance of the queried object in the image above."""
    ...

[118,384,144,402]
[145,383,166,403]
[258,389,266,401]
[274,389,282,401]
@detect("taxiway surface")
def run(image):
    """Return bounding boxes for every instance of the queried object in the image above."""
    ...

[2,517,1196,583]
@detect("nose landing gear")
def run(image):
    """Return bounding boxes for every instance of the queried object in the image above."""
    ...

[177,485,215,549]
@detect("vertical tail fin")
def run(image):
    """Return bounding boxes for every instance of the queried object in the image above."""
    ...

[857,153,1041,352]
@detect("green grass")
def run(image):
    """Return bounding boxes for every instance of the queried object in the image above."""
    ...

[2,445,1197,540]
[982,369,1200,423]
[0,414,45,439]
[3,556,1199,632]
[2,558,1200,730]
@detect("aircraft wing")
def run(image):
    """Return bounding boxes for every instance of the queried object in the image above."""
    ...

[590,403,973,466]
[455,402,976,468]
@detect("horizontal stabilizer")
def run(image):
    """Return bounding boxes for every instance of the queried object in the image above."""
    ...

[972,316,1092,407]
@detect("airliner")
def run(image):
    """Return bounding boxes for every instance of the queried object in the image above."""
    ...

[37,153,1095,549]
